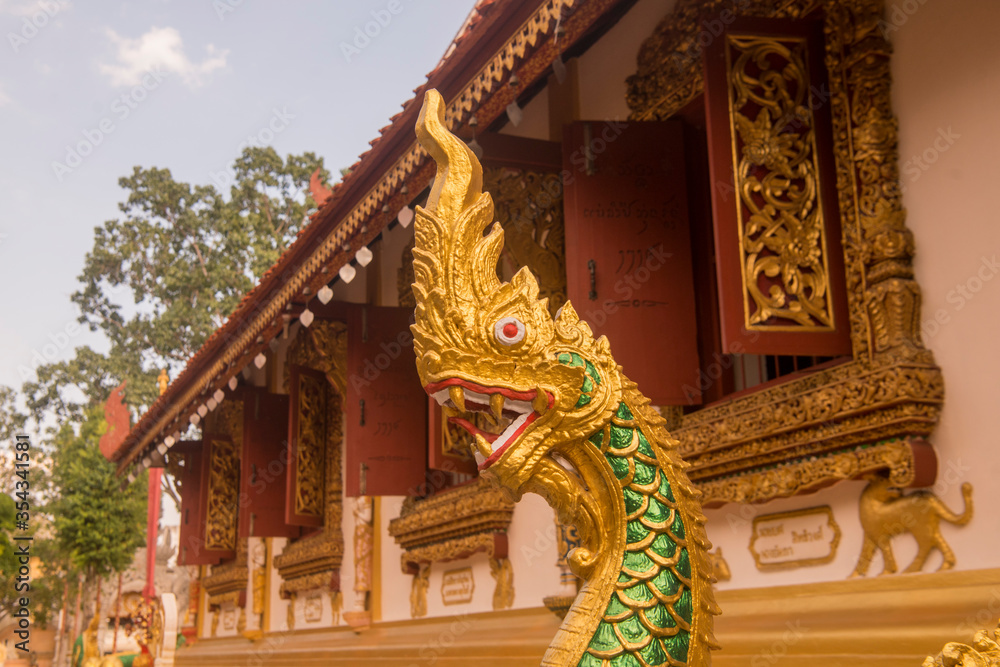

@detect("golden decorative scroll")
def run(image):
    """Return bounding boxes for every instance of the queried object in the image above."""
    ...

[204,538,248,610]
[697,438,925,507]
[388,478,514,572]
[275,321,347,600]
[292,372,326,518]
[285,319,349,396]
[390,478,516,622]
[204,400,242,552]
[484,166,567,316]
[726,35,835,330]
[626,0,943,504]
[851,476,973,577]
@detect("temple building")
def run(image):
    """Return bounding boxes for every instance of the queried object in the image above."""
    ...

[107,0,1000,664]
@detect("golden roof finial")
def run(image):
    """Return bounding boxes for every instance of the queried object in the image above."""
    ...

[157,369,169,396]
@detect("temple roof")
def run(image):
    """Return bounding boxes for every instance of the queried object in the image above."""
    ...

[116,0,631,476]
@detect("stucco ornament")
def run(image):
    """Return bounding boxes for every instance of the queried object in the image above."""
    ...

[410,88,718,666]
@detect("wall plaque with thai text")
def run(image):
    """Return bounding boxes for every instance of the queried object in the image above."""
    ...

[750,506,841,571]
[440,567,475,606]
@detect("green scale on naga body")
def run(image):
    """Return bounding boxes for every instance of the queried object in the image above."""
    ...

[408,89,718,666]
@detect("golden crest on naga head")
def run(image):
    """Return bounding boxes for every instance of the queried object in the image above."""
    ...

[410,89,621,496]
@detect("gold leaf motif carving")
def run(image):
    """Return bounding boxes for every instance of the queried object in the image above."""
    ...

[294,372,326,518]
[204,400,242,553]
[484,166,567,316]
[727,35,834,330]
[625,0,943,504]
[276,322,346,599]
[388,478,514,570]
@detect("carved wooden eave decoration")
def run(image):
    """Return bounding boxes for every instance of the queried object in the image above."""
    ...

[388,478,515,573]
[274,322,346,599]
[626,0,943,505]
[115,0,629,482]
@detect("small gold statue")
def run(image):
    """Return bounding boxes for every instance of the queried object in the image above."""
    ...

[708,547,732,582]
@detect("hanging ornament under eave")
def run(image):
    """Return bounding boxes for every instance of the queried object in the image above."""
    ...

[228,376,238,391]
[339,263,357,283]
[467,137,484,160]
[553,53,567,84]
[213,388,225,403]
[164,435,175,448]
[206,398,217,411]
[317,284,334,304]
[156,443,168,456]
[398,206,414,228]
[197,404,208,417]
[506,100,523,127]
[190,413,200,426]
[254,352,267,369]
[299,308,315,328]
[356,246,374,267]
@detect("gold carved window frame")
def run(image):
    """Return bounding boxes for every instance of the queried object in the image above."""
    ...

[626,0,942,505]
[274,320,348,598]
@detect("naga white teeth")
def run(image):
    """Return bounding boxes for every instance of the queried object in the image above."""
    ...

[490,392,505,423]
[450,386,466,413]
[533,386,547,413]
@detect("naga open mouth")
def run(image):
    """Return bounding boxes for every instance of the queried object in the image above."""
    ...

[426,379,553,470]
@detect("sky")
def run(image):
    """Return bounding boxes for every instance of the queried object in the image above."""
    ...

[0,0,477,392]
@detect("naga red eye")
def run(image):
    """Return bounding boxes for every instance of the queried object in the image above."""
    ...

[494,317,526,345]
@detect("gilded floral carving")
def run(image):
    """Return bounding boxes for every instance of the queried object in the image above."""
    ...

[275,321,346,599]
[625,0,943,503]
[204,400,242,552]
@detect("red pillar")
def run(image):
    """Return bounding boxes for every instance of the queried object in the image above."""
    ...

[144,468,163,601]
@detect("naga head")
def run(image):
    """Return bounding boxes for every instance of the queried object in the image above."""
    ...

[411,90,622,499]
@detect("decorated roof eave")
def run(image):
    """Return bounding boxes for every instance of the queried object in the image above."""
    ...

[115,0,630,479]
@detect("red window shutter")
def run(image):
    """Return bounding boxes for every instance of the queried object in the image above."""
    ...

[702,17,851,356]
[563,121,703,404]
[239,387,298,539]
[177,442,219,566]
[345,305,427,497]
[285,365,328,528]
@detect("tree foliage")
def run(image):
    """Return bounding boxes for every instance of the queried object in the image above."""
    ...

[0,146,329,626]
[49,407,148,577]
[11,147,328,429]
[67,147,326,413]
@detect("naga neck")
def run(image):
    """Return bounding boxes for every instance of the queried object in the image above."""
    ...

[521,381,717,666]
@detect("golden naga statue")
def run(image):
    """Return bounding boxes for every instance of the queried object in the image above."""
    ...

[411,89,718,666]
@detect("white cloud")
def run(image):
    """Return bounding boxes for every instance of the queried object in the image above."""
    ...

[0,0,70,17]
[100,26,228,89]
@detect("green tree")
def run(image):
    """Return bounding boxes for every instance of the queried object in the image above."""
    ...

[0,386,30,496]
[22,147,327,425]
[49,407,148,578]
[0,494,17,622]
